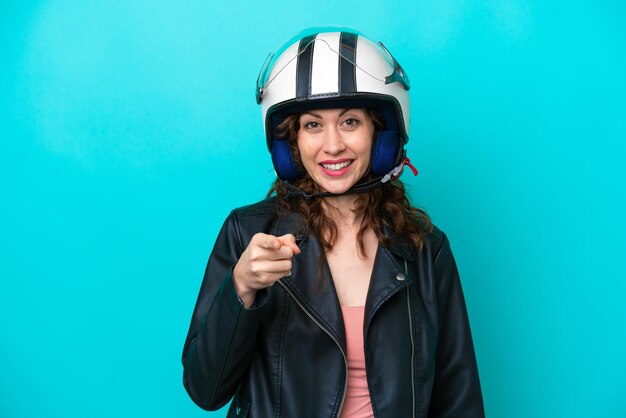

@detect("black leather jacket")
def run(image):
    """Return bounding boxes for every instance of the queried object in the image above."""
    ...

[182,199,485,417]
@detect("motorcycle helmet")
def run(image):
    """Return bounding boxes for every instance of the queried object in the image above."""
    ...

[256,27,411,183]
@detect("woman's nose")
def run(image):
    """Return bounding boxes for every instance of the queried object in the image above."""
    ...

[322,126,346,155]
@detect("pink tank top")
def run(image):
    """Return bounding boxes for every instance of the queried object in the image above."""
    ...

[340,306,374,418]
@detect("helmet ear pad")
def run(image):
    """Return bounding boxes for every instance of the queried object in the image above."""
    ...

[271,138,303,181]
[370,130,404,176]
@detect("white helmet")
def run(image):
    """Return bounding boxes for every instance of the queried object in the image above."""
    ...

[256,28,411,181]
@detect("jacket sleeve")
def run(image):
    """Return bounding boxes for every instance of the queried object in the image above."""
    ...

[428,232,485,418]
[181,211,267,411]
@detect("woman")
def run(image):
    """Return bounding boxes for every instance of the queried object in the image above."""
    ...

[182,28,485,417]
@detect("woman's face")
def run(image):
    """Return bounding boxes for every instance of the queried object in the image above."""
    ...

[297,108,375,194]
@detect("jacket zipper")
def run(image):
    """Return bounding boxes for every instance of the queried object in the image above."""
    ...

[405,259,416,418]
[277,281,349,418]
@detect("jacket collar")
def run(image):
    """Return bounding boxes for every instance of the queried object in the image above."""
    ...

[270,209,415,261]
[381,222,416,262]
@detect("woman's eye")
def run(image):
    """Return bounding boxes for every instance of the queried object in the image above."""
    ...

[304,121,320,129]
[343,118,360,127]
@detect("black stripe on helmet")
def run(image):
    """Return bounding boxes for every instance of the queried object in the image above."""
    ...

[339,32,357,94]
[296,34,316,99]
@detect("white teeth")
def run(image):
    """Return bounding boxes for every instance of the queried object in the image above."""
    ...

[322,161,351,171]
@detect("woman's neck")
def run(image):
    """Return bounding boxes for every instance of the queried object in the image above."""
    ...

[322,195,364,231]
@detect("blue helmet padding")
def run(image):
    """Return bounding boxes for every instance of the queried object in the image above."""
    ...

[377,104,399,131]
[271,140,302,181]
[371,130,402,175]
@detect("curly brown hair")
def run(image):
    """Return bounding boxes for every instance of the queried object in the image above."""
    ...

[266,110,432,258]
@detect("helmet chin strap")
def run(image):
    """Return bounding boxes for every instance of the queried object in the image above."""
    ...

[281,176,388,200]
[281,154,418,201]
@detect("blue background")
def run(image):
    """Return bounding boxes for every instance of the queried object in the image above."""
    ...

[1,1,625,417]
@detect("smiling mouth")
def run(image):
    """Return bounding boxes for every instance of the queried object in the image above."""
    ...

[320,160,353,171]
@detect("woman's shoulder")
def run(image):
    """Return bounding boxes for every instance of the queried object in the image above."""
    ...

[229,197,280,218]
[426,224,446,244]
[392,220,448,257]
[225,197,296,239]
[420,223,456,261]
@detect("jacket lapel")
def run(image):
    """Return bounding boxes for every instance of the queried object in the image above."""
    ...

[363,241,414,333]
[365,223,416,332]
[273,211,347,350]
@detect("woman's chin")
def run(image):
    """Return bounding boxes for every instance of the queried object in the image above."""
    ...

[315,180,357,195]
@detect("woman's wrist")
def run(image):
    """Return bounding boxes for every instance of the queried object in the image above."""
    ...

[232,266,257,308]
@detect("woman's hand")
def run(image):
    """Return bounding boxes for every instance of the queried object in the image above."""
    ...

[233,233,301,308]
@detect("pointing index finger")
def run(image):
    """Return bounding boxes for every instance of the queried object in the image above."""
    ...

[278,234,301,254]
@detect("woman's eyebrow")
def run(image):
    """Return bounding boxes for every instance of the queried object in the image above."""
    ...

[302,109,356,118]
[302,111,323,118]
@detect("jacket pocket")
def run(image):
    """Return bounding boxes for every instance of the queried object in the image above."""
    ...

[227,393,250,418]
